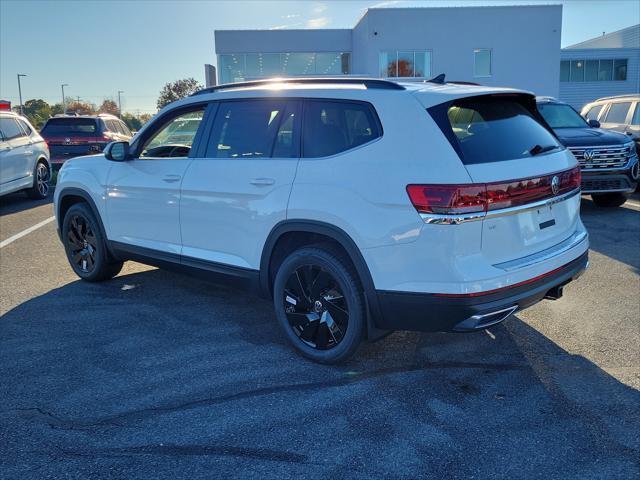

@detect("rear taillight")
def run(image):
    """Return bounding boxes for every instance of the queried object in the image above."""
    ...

[407,167,581,216]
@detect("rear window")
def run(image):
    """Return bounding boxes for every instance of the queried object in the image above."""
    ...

[433,96,561,164]
[42,118,97,136]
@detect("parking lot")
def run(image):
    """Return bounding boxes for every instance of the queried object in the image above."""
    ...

[1,191,638,479]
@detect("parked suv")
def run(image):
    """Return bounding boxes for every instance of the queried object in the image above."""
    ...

[0,111,51,199]
[581,94,639,147]
[537,97,638,207]
[41,113,132,168]
[54,78,589,363]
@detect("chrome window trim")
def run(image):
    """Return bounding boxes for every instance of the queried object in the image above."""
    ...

[493,230,588,272]
[419,188,581,225]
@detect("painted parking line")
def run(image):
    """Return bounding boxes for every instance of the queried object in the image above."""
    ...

[0,216,55,249]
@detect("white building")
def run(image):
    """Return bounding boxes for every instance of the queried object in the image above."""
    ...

[213,5,562,97]
[559,24,640,109]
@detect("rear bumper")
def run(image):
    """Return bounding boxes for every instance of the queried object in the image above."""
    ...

[374,251,588,332]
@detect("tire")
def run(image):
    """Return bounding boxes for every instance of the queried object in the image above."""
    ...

[26,160,50,199]
[62,203,123,282]
[591,192,629,208]
[273,246,365,364]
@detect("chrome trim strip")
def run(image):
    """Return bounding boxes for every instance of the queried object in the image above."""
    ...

[419,188,581,225]
[493,230,588,272]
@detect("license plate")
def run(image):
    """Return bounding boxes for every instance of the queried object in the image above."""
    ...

[537,205,556,230]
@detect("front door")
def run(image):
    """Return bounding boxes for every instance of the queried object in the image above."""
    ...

[105,106,207,255]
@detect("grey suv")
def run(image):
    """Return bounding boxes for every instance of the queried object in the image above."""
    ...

[581,95,640,149]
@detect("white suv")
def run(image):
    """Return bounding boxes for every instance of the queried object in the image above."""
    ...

[0,111,51,199]
[54,78,589,363]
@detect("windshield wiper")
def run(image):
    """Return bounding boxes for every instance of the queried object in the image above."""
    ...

[529,144,559,156]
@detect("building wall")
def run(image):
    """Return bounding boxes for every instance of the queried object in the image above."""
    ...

[559,48,640,109]
[352,6,562,97]
[214,5,562,97]
[564,24,639,49]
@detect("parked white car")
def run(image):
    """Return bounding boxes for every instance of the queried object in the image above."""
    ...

[0,111,51,199]
[54,77,589,363]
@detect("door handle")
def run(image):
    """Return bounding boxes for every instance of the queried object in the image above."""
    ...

[250,177,275,186]
[162,174,182,183]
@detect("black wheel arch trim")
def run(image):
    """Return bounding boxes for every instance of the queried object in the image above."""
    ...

[260,220,388,340]
[56,188,111,255]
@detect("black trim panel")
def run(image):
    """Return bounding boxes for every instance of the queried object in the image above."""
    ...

[376,251,588,332]
[109,241,260,292]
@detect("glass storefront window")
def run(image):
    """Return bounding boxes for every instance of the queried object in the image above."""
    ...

[217,52,351,83]
[379,51,431,78]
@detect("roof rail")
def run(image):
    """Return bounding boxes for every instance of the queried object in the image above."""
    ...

[191,77,405,96]
[594,93,639,102]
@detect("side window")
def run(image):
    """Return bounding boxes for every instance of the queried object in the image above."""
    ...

[0,118,25,140]
[107,120,120,133]
[119,121,132,136]
[208,100,288,158]
[17,119,32,135]
[140,108,205,158]
[585,105,603,121]
[302,100,381,158]
[604,102,632,124]
[632,104,640,126]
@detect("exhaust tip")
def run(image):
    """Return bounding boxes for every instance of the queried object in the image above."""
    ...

[453,305,518,332]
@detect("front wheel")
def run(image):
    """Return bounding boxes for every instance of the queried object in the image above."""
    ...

[26,161,50,199]
[591,192,629,208]
[273,246,365,364]
[62,203,123,281]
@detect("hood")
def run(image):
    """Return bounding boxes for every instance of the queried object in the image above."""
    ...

[553,127,630,147]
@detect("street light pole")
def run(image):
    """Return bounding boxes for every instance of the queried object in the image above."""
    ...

[17,74,27,115]
[61,84,69,113]
[117,90,124,118]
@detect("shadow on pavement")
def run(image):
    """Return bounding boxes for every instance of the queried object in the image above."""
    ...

[0,191,52,216]
[1,267,638,479]
[580,194,640,274]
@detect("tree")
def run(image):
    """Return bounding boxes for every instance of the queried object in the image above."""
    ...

[22,99,52,130]
[157,78,202,109]
[121,112,142,132]
[98,99,119,115]
[65,100,96,115]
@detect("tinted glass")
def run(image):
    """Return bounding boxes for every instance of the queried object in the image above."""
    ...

[560,61,570,82]
[209,100,286,158]
[0,118,24,140]
[141,109,205,158]
[585,105,603,120]
[598,59,613,81]
[120,121,132,136]
[632,104,640,126]
[570,60,584,82]
[613,59,627,80]
[303,100,381,158]
[41,118,97,135]
[272,104,299,158]
[604,102,631,124]
[474,49,491,77]
[17,119,32,135]
[445,97,561,164]
[538,103,587,128]
[585,60,599,81]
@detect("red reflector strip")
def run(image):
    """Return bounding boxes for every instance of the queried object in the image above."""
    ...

[433,262,571,298]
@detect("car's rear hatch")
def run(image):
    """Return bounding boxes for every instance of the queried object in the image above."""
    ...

[422,91,583,266]
[41,118,109,159]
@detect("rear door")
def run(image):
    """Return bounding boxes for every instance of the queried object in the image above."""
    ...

[600,101,633,135]
[0,116,30,184]
[180,98,301,269]
[441,95,581,264]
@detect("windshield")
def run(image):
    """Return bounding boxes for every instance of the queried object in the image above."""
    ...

[537,103,588,129]
[442,96,562,164]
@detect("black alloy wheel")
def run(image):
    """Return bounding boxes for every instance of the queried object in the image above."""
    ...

[273,246,365,364]
[27,161,50,199]
[67,214,98,274]
[283,264,349,350]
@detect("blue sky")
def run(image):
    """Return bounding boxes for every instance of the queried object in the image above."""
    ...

[1,0,638,113]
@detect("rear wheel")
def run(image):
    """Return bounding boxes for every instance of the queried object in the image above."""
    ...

[591,192,629,208]
[26,161,50,199]
[62,203,123,281]
[273,246,365,364]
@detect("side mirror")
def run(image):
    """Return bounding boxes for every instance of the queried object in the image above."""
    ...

[588,119,601,128]
[104,141,131,161]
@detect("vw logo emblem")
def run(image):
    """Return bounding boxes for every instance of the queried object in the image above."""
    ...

[583,149,594,161]
[64,137,71,144]
[551,175,560,195]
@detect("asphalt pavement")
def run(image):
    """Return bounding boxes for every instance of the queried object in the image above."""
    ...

[1,190,639,479]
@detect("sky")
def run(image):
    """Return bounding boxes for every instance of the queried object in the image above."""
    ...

[1,0,638,114]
